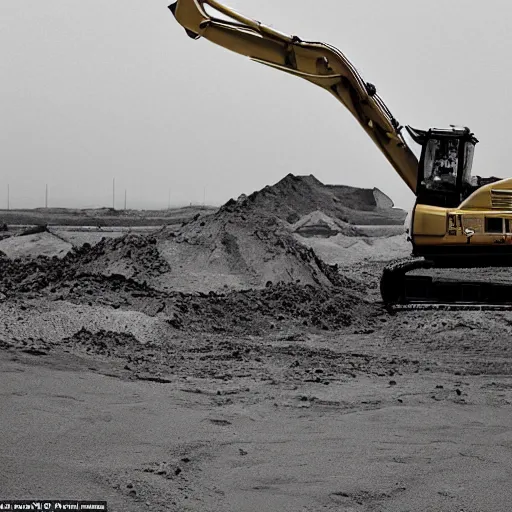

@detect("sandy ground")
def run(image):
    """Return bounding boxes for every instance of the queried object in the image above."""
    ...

[2,319,512,512]
[2,178,511,511]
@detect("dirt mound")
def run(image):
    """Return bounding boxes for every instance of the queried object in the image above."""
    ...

[232,174,406,226]
[65,234,170,280]
[157,207,344,292]
[153,174,404,293]
[0,234,170,295]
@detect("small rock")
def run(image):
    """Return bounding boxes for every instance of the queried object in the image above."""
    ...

[455,389,462,396]
[175,467,182,476]
[389,380,397,386]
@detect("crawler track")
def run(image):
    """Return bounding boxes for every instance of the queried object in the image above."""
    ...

[381,257,512,307]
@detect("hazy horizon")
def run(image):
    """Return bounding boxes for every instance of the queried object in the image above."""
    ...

[0,173,400,212]
[2,0,512,211]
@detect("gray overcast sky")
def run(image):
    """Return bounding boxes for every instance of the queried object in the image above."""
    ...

[1,0,510,210]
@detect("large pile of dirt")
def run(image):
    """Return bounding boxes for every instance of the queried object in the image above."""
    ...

[157,207,344,292]
[153,174,406,293]
[233,174,407,226]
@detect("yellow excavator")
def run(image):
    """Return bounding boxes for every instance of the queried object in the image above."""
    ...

[169,0,512,306]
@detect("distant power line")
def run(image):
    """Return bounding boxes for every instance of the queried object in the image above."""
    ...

[1,181,220,210]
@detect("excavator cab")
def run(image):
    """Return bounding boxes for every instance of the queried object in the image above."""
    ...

[407,126,478,208]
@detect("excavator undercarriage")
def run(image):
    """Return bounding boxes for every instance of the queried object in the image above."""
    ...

[381,258,512,309]
[169,0,512,307]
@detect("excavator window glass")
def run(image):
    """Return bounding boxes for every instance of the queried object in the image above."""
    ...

[462,142,476,185]
[485,217,503,234]
[422,138,459,190]
[422,139,438,182]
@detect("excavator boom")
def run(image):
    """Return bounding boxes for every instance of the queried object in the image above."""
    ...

[169,0,419,192]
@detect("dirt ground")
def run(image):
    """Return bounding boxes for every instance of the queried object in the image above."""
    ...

[1,175,511,511]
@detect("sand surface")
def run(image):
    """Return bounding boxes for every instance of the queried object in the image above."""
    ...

[2,175,511,511]
[2,329,512,512]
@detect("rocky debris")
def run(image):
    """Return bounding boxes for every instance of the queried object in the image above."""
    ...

[61,328,146,358]
[168,281,373,333]
[49,272,373,334]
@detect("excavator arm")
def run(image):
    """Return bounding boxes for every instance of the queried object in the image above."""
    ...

[169,0,419,192]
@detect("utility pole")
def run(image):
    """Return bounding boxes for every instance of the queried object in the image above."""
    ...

[112,178,115,209]
[45,184,48,208]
